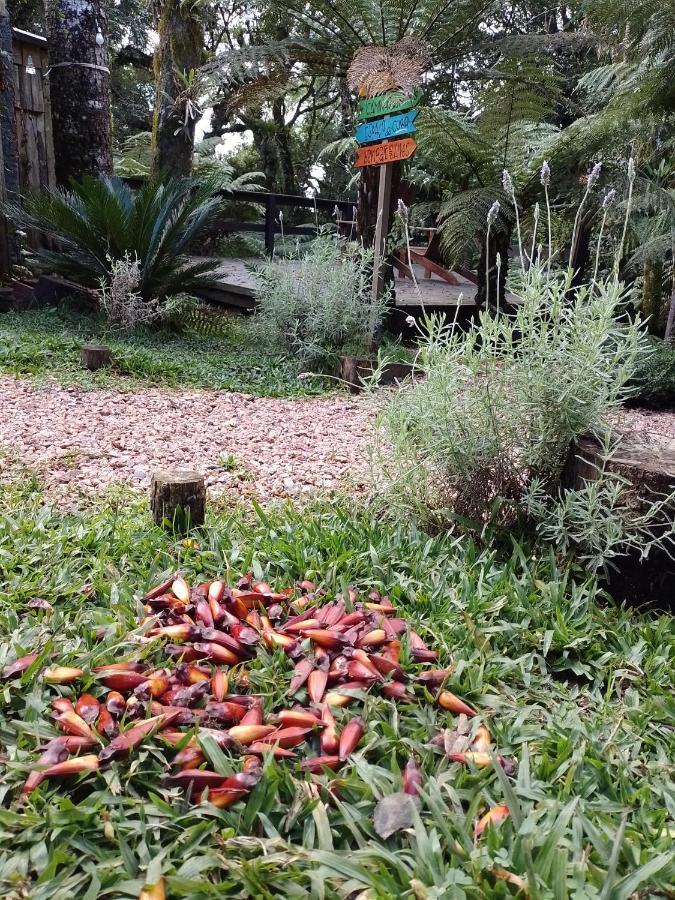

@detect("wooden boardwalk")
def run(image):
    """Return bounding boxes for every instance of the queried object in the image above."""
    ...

[195,257,486,310]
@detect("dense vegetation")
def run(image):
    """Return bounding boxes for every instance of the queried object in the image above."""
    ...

[0,307,326,397]
[0,0,673,896]
[0,484,673,897]
[5,0,674,332]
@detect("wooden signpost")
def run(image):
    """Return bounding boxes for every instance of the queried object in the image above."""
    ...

[355,137,417,168]
[354,110,418,146]
[358,87,422,121]
[353,89,421,302]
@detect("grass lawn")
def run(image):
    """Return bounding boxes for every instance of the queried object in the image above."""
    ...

[0,306,328,398]
[0,482,672,898]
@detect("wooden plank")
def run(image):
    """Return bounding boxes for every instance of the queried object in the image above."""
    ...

[27,46,44,113]
[355,109,418,145]
[355,138,416,168]
[407,250,461,284]
[227,189,354,215]
[371,162,393,302]
[358,87,422,121]
[39,46,55,190]
[23,112,40,189]
[0,106,11,274]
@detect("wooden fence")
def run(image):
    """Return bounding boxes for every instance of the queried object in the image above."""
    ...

[223,190,355,256]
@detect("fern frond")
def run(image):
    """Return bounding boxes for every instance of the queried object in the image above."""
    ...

[437,187,513,264]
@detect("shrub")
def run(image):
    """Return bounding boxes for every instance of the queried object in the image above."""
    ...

[377,272,645,529]
[98,253,159,332]
[628,336,675,407]
[523,438,675,574]
[254,237,387,368]
[6,175,224,301]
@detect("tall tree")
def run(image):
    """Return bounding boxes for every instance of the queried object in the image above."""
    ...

[0,0,19,270]
[151,0,203,176]
[45,0,113,184]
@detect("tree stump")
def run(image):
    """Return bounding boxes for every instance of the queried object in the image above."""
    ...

[336,355,415,392]
[80,343,112,371]
[150,469,206,533]
[562,432,675,607]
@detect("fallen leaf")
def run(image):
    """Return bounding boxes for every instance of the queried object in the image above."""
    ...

[373,791,416,839]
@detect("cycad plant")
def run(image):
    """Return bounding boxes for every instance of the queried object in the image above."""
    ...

[7,175,225,301]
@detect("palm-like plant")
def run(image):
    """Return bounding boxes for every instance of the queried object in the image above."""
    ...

[8,176,226,300]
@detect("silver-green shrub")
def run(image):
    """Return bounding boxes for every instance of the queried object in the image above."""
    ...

[523,446,675,575]
[254,238,387,367]
[377,160,675,572]
[378,272,645,527]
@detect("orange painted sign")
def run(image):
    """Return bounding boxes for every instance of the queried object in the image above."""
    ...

[354,137,417,168]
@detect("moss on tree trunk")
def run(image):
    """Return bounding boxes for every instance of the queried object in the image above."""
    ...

[642,257,664,336]
[151,0,203,178]
[45,0,113,184]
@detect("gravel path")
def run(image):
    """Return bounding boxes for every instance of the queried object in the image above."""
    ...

[1,376,673,507]
[0,377,376,503]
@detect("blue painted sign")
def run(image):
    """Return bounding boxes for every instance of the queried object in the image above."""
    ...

[355,109,419,146]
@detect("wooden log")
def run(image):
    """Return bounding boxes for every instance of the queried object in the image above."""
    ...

[150,469,206,533]
[80,344,111,370]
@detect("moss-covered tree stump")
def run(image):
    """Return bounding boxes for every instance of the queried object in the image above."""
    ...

[150,469,205,533]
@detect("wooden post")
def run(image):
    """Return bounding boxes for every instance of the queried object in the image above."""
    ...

[80,343,111,370]
[150,469,206,533]
[371,162,393,303]
[264,193,277,256]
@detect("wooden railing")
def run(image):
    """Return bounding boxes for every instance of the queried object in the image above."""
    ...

[221,190,355,256]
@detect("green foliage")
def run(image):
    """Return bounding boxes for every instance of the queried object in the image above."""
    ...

[628,335,675,407]
[377,269,645,525]
[0,306,327,398]
[524,448,675,574]
[254,237,386,368]
[113,131,153,178]
[0,488,673,896]
[6,176,225,301]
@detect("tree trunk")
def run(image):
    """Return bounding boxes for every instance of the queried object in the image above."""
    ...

[251,120,278,190]
[272,98,299,196]
[152,0,202,178]
[641,257,664,335]
[0,0,19,202]
[0,0,19,272]
[569,216,592,289]
[665,254,675,344]
[339,82,352,136]
[476,227,511,313]
[45,0,113,184]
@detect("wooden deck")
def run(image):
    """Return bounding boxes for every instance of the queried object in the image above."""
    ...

[194,257,498,310]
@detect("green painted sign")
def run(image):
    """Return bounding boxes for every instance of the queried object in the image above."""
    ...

[357,87,422,121]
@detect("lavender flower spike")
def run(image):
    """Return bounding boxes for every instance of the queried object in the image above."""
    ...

[588,162,602,186]
[540,160,551,186]
[487,200,500,226]
[397,199,409,219]
[502,169,514,195]
[602,189,616,209]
